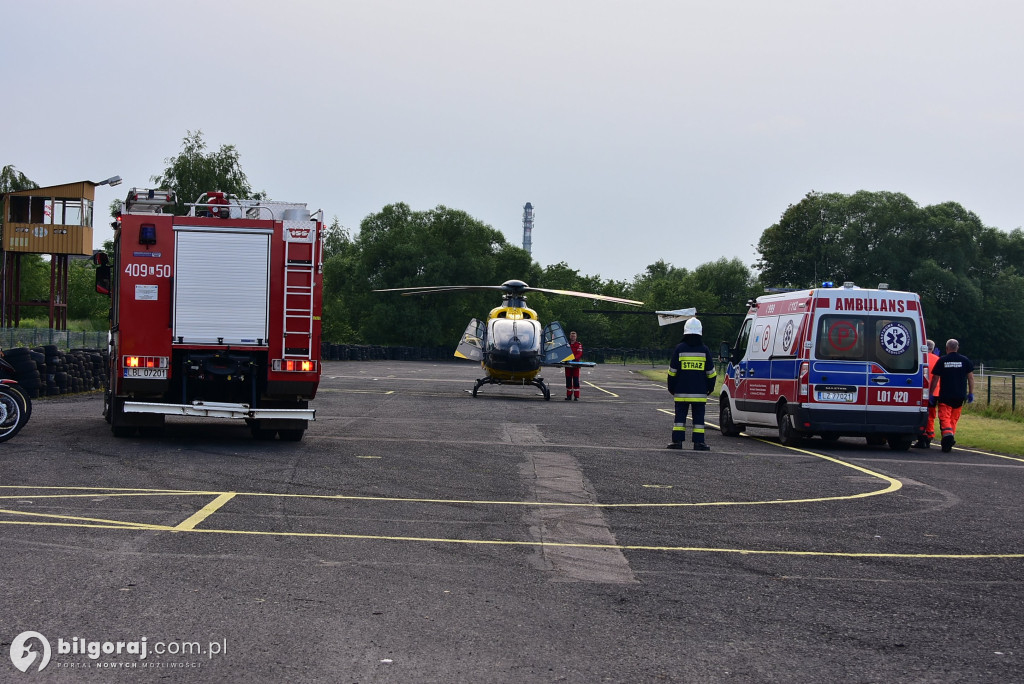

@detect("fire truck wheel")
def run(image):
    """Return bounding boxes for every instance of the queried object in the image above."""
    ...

[278,429,305,442]
[250,425,277,440]
[777,406,803,447]
[719,401,744,437]
[110,398,137,438]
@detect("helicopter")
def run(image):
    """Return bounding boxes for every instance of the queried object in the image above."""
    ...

[374,279,643,399]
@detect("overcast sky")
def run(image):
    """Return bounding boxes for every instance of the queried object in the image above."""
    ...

[5,0,1022,282]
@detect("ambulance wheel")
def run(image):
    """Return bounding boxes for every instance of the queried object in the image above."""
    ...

[719,401,743,437]
[887,435,913,451]
[777,407,803,447]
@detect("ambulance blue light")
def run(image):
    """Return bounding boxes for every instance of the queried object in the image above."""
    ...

[821,281,834,288]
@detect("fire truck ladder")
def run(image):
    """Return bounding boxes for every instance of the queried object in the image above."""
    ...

[283,239,315,359]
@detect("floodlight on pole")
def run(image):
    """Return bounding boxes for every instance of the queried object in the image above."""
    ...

[95,175,122,187]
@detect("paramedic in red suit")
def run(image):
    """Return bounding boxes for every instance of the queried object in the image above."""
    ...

[564,331,583,400]
[914,339,941,449]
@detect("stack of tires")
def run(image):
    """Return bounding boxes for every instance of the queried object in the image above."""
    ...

[0,346,108,398]
[1,347,43,398]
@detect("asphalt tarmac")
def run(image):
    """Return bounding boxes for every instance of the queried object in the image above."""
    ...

[1,361,1021,683]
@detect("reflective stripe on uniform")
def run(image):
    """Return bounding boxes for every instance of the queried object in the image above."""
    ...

[677,352,705,372]
[673,394,707,402]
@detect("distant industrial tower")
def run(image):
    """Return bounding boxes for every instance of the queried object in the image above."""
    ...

[522,202,534,255]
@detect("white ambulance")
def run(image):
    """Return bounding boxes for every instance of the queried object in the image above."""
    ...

[718,282,929,450]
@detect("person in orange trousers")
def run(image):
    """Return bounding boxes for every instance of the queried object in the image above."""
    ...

[928,338,975,453]
[914,339,942,449]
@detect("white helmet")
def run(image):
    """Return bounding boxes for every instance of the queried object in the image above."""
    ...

[683,317,703,335]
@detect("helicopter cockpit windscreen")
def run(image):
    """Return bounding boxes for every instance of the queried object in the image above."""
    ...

[487,318,541,355]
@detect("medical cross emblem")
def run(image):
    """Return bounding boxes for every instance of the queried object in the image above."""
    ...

[879,322,911,356]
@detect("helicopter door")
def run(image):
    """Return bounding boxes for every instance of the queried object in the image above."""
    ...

[455,318,486,362]
[541,321,574,364]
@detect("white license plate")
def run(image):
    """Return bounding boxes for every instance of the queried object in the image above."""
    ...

[123,368,167,379]
[816,391,855,403]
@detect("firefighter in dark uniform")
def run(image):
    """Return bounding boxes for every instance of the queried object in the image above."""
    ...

[564,331,583,400]
[667,318,717,450]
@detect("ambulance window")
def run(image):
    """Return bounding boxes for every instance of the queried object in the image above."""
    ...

[872,318,918,372]
[816,316,865,361]
[733,318,752,363]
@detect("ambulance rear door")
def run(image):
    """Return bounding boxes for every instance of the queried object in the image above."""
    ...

[808,314,870,426]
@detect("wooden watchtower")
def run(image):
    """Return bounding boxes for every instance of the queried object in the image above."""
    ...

[1,179,114,329]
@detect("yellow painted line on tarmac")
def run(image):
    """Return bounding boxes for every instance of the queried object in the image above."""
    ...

[656,408,903,499]
[0,481,897,509]
[952,447,1024,463]
[89,525,1024,559]
[0,486,222,496]
[0,508,172,530]
[1,487,1022,559]
[0,491,219,500]
[583,381,618,397]
[173,492,237,531]
[0,516,1020,558]
[318,388,396,395]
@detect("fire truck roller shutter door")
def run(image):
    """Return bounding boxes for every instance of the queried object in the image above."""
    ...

[173,228,272,345]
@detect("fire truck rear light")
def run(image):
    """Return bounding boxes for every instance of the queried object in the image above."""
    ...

[273,359,318,373]
[123,355,168,369]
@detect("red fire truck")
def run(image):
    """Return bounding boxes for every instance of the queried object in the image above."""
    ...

[95,188,323,440]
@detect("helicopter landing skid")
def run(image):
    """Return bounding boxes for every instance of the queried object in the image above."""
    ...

[472,376,551,401]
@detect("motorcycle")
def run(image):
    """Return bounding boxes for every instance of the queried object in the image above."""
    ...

[0,350,31,442]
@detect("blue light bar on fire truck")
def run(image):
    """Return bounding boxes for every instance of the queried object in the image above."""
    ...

[272,359,318,373]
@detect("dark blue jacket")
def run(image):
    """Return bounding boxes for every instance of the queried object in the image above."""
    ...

[667,337,717,400]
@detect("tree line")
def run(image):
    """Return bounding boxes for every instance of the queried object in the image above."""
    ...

[4,135,1022,362]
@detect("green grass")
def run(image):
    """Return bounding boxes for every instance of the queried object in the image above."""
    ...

[944,413,1024,456]
[14,318,107,331]
[640,368,1024,456]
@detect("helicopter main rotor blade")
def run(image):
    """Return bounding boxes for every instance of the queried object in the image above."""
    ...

[523,287,643,306]
[373,285,507,296]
